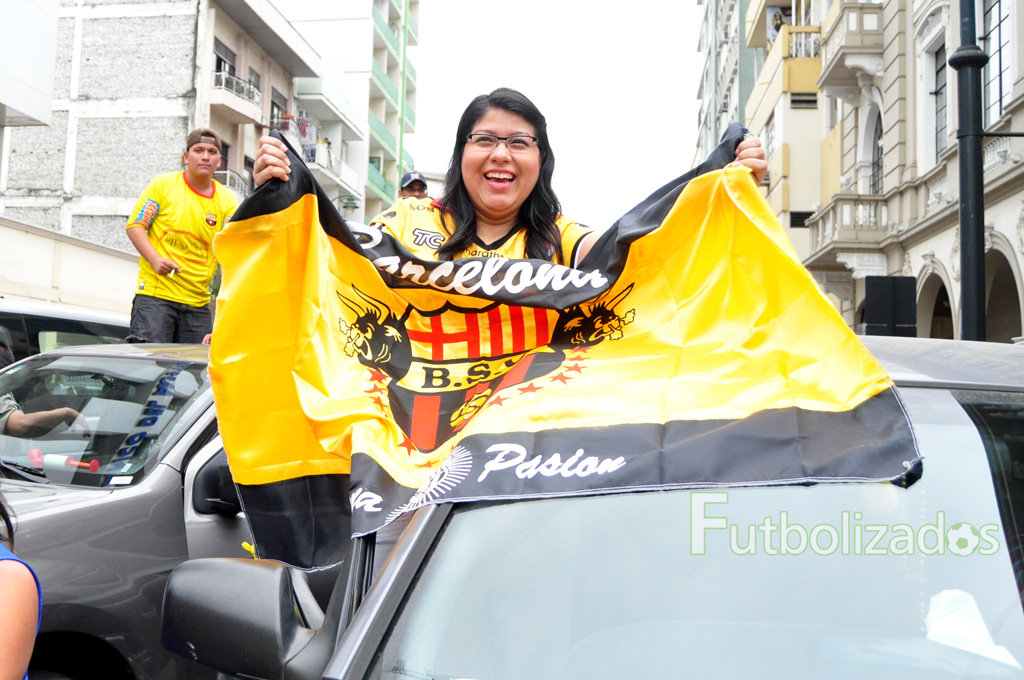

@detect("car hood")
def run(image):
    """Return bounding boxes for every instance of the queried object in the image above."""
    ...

[1,478,114,518]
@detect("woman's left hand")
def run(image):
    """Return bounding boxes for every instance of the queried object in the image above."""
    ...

[732,136,768,185]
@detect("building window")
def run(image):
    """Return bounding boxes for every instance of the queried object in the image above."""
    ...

[790,211,813,227]
[790,92,818,109]
[270,88,287,121]
[869,114,883,195]
[764,115,776,160]
[934,43,947,163]
[249,68,261,94]
[982,0,1011,127]
[244,156,255,191]
[213,38,236,76]
[827,96,841,130]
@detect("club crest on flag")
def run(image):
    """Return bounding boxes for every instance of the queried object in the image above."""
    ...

[334,282,638,453]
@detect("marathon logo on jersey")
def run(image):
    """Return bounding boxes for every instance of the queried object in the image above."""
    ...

[205,213,217,227]
[135,200,159,228]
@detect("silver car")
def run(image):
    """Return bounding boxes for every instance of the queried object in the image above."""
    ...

[163,335,1024,679]
[1,344,251,680]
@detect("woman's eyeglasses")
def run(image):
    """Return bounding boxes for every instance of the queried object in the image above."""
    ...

[466,133,539,153]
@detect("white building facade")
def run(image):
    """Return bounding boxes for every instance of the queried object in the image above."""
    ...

[695,0,760,163]
[0,0,321,250]
[281,0,420,224]
[735,0,1023,341]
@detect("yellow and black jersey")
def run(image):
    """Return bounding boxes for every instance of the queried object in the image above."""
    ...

[126,171,238,306]
[369,197,593,266]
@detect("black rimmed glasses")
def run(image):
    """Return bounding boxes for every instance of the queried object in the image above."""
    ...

[466,133,539,153]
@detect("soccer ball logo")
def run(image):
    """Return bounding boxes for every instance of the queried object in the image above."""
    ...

[946,522,980,556]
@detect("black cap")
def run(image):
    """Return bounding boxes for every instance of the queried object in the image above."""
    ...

[185,127,223,153]
[401,171,427,188]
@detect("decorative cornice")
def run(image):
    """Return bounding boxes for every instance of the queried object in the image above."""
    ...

[845,55,885,79]
[837,252,888,279]
[922,251,936,278]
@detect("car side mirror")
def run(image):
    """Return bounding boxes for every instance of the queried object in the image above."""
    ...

[162,558,317,678]
[192,449,241,516]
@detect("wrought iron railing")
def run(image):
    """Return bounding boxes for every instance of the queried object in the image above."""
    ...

[213,71,261,107]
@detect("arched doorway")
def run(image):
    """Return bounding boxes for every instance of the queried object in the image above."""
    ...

[985,250,1022,342]
[918,273,954,339]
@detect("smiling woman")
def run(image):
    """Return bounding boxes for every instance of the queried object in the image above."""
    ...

[251,87,766,269]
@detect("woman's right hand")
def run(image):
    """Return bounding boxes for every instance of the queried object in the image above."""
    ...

[253,136,291,187]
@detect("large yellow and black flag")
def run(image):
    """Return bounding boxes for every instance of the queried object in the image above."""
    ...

[211,126,921,569]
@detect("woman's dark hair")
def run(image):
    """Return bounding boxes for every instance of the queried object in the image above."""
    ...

[436,88,563,262]
[1,493,14,549]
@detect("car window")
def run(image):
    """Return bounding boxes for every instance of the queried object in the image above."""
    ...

[954,389,1024,609]
[24,316,127,354]
[365,386,1024,680]
[0,311,29,360]
[0,354,210,488]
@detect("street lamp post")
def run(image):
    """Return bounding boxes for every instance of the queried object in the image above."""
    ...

[947,0,989,342]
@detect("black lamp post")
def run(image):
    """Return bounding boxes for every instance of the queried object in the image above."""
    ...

[947,0,989,341]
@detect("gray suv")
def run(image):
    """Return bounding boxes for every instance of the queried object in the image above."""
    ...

[0,344,251,680]
[163,336,1024,679]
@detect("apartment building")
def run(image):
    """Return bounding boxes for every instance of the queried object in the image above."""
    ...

[695,0,760,163]
[741,0,1023,341]
[742,0,828,263]
[282,0,420,223]
[0,0,321,254]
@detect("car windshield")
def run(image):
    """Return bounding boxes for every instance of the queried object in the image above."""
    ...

[0,353,210,487]
[367,385,1024,679]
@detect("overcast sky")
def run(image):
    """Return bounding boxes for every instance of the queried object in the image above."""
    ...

[405,2,702,230]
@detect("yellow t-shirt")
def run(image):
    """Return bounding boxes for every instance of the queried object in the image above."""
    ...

[369,197,593,266]
[126,171,238,306]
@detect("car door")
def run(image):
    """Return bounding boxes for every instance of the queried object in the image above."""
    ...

[182,435,254,560]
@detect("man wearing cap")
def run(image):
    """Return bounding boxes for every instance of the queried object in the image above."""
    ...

[125,128,239,344]
[398,171,429,199]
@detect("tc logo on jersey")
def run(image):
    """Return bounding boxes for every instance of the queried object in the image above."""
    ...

[205,213,217,227]
[412,228,444,249]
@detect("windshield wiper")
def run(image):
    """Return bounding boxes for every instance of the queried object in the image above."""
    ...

[0,458,52,483]
[387,662,475,680]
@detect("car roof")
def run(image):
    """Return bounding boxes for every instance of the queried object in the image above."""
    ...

[861,335,1024,391]
[0,296,129,325]
[34,342,210,364]
[21,336,1024,391]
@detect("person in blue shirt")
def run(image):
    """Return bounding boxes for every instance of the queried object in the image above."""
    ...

[0,348,43,680]
[0,495,40,680]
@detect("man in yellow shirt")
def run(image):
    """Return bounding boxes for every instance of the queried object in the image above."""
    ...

[125,128,238,343]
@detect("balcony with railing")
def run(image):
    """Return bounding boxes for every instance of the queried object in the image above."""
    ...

[745,25,822,134]
[818,0,884,90]
[209,70,262,126]
[294,75,365,142]
[302,142,361,195]
[367,160,396,202]
[804,193,890,267]
[371,59,400,110]
[368,111,397,158]
[270,115,302,149]
[372,5,401,59]
[214,169,250,200]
